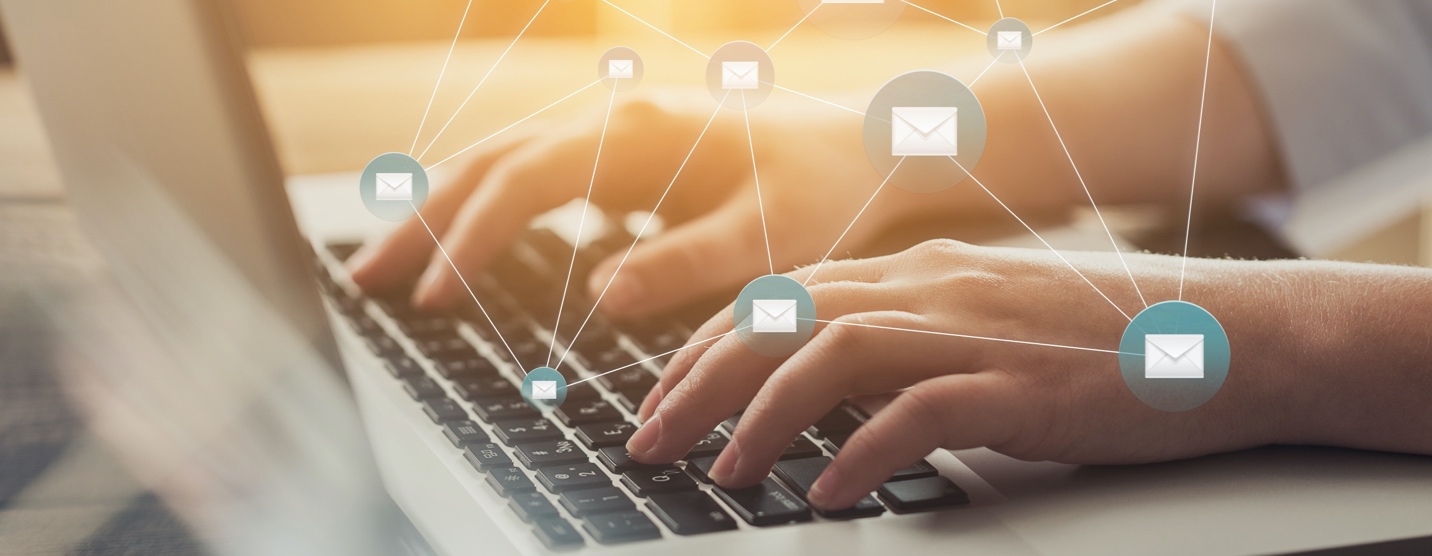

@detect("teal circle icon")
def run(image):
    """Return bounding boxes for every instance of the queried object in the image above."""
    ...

[1119,301,1230,412]
[733,275,816,358]
[360,152,429,222]
[521,367,568,409]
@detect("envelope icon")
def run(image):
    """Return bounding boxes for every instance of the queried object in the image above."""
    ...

[722,61,760,90]
[532,380,558,400]
[375,172,413,201]
[891,107,958,157]
[608,59,634,79]
[997,31,1023,51]
[1144,334,1204,379]
[751,299,798,333]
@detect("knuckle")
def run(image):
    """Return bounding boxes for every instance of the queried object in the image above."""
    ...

[897,384,953,447]
[908,238,970,259]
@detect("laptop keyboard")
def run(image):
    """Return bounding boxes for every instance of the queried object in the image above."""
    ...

[311,228,968,549]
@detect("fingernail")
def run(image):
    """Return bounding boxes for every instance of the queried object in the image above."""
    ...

[708,437,742,484]
[808,466,840,509]
[627,414,662,457]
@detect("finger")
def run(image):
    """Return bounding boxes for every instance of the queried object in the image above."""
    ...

[411,135,596,309]
[809,373,1024,511]
[348,132,532,294]
[585,201,767,320]
[714,311,979,488]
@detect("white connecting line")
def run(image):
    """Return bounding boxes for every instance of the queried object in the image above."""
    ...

[416,0,553,162]
[425,79,602,172]
[741,90,776,276]
[408,0,474,157]
[553,92,733,371]
[567,327,746,388]
[994,0,1005,19]
[803,157,906,286]
[1035,0,1121,36]
[1017,58,1148,309]
[771,84,867,117]
[902,0,988,36]
[814,319,1128,355]
[547,84,621,367]
[600,0,710,59]
[968,51,1004,87]
[1180,0,1217,300]
[768,4,821,52]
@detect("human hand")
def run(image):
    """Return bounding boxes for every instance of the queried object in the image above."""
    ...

[348,92,910,319]
[625,240,1287,511]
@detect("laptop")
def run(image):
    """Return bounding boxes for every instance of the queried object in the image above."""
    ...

[6,0,1432,554]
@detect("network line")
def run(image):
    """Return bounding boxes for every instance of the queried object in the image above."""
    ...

[949,156,1133,321]
[407,201,527,373]
[994,0,1005,19]
[567,327,746,388]
[408,0,474,157]
[1035,0,1121,36]
[1017,57,1148,309]
[547,84,621,367]
[767,4,821,52]
[770,84,867,117]
[1180,0,1217,300]
[553,92,733,372]
[424,79,602,172]
[902,0,988,36]
[967,51,1004,87]
[741,90,776,276]
[416,0,553,162]
[814,319,1128,355]
[803,157,906,287]
[600,0,710,59]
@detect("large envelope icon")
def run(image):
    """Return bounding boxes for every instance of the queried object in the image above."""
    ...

[722,61,761,90]
[751,299,798,333]
[891,107,958,157]
[608,59,634,79]
[376,172,413,201]
[1144,334,1204,379]
[997,31,1023,50]
[532,380,558,400]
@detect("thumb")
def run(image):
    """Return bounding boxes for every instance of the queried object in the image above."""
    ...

[587,206,767,319]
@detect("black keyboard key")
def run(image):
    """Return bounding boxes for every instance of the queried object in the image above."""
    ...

[621,467,697,497]
[876,476,969,513]
[397,315,456,338]
[463,443,512,472]
[721,413,742,434]
[414,336,480,360]
[781,436,823,460]
[561,382,602,401]
[514,439,588,469]
[773,457,885,519]
[472,397,539,423]
[431,356,497,379]
[646,491,738,536]
[821,435,849,454]
[532,517,584,550]
[684,456,718,484]
[442,420,491,448]
[509,491,560,522]
[537,463,611,493]
[493,417,563,445]
[486,466,536,497]
[556,399,624,427]
[595,366,656,392]
[685,431,730,459]
[422,398,468,424]
[364,333,404,356]
[559,486,635,517]
[402,376,446,400]
[713,478,812,526]
[612,389,643,414]
[384,355,424,378]
[807,404,866,438]
[889,460,940,482]
[574,421,637,450]
[581,511,661,545]
[597,447,664,474]
[452,375,518,401]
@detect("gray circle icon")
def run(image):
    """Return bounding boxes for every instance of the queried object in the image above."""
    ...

[707,41,774,110]
[987,18,1033,64]
[598,46,643,92]
[1119,301,1231,412]
[794,0,906,40]
[733,275,816,358]
[521,367,569,409]
[360,152,429,222]
[863,71,988,193]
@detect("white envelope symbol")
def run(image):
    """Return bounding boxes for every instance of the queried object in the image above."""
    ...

[997,31,1023,50]
[891,107,958,157]
[751,299,798,333]
[532,380,558,400]
[608,59,633,79]
[375,173,413,201]
[1144,334,1205,379]
[722,61,760,90]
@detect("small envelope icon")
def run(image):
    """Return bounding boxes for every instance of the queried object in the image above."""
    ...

[752,299,798,333]
[891,107,958,157]
[608,59,634,79]
[997,31,1023,51]
[375,173,413,201]
[722,61,760,90]
[532,380,559,400]
[1144,334,1205,379]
